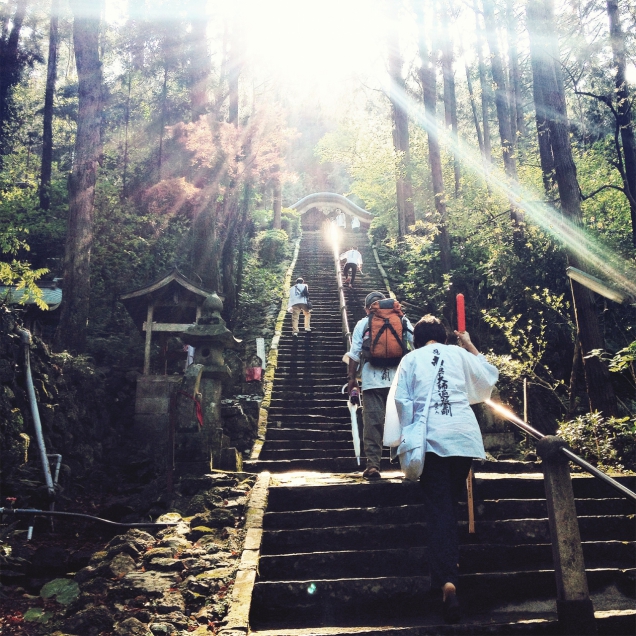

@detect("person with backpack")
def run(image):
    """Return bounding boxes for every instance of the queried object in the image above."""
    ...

[339,247,363,288]
[287,277,312,337]
[345,291,413,480]
[388,315,498,623]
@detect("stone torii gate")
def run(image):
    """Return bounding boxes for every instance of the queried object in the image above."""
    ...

[290,192,374,230]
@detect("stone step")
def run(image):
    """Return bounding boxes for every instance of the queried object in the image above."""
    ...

[264,476,636,511]
[263,498,634,529]
[259,517,634,554]
[263,422,352,432]
[262,428,353,441]
[249,610,636,636]
[265,413,351,423]
[245,457,363,473]
[257,541,636,580]
[259,440,354,451]
[258,448,359,460]
[250,569,635,628]
[246,456,397,473]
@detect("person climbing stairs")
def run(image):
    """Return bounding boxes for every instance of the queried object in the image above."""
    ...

[244,226,636,635]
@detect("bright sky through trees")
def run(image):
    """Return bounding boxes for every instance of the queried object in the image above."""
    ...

[101,0,392,109]
[241,0,388,104]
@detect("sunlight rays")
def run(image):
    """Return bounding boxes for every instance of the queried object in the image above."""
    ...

[381,76,636,299]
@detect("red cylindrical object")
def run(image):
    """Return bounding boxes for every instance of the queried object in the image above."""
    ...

[456,294,466,332]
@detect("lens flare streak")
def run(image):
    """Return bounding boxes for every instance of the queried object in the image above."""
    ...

[381,77,636,299]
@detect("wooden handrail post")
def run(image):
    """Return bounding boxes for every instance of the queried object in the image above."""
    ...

[537,436,597,635]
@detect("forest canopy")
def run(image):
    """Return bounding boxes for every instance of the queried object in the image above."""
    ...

[0,0,635,444]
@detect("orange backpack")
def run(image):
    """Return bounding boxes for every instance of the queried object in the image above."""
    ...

[362,299,409,367]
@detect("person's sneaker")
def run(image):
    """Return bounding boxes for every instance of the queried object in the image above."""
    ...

[362,466,381,481]
[292,332,298,337]
[305,328,311,332]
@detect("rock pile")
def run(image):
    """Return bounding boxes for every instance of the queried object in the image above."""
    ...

[0,471,256,636]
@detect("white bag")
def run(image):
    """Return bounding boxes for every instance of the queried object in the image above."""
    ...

[396,356,441,482]
[383,364,402,447]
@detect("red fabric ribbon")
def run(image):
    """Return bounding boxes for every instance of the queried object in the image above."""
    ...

[177,390,204,428]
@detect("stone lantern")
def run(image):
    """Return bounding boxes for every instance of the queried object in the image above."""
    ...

[174,293,241,476]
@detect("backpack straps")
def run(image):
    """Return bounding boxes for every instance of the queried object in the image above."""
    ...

[371,319,408,353]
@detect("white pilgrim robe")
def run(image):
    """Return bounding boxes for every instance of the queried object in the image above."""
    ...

[385,343,498,459]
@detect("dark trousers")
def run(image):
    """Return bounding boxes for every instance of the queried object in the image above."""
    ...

[419,453,472,589]
[343,263,357,285]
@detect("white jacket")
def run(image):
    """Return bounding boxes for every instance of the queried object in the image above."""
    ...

[385,344,498,459]
[287,284,309,311]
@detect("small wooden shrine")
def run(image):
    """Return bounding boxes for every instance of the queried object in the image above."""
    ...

[121,268,218,375]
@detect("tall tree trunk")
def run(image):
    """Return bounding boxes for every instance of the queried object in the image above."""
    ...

[0,0,27,164]
[40,0,59,210]
[192,199,221,291]
[415,1,451,275]
[227,7,241,126]
[440,2,460,195]
[482,0,523,225]
[235,182,252,313]
[387,0,415,236]
[56,1,102,352]
[187,0,209,121]
[527,4,556,194]
[465,61,485,156]
[607,0,636,246]
[221,198,239,321]
[122,69,131,198]
[474,3,493,165]
[439,3,461,198]
[272,174,282,230]
[506,0,525,143]
[158,64,167,180]
[527,0,617,417]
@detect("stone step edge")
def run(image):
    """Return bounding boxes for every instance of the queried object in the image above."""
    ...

[239,609,636,636]
[259,515,630,535]
[220,470,270,634]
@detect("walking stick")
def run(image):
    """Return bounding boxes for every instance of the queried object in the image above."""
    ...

[457,293,476,534]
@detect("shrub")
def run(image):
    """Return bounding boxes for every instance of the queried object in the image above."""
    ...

[251,209,273,231]
[257,229,289,264]
[558,412,636,473]
[280,208,300,238]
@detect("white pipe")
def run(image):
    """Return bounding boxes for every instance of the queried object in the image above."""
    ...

[16,328,55,501]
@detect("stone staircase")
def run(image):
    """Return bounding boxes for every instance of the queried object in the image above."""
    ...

[245,228,394,473]
[244,229,636,635]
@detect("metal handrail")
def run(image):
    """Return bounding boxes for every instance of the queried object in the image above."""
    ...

[486,399,636,502]
[332,235,352,350]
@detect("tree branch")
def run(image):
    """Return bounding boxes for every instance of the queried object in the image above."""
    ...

[581,184,626,200]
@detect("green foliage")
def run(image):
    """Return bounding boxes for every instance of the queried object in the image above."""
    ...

[0,227,48,309]
[558,412,636,473]
[482,287,573,402]
[23,608,54,623]
[40,578,80,606]
[257,229,289,265]
[235,234,293,337]
[251,209,273,231]
[280,208,300,238]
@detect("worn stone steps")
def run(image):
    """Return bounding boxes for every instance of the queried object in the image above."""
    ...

[259,517,634,554]
[257,541,635,580]
[248,609,636,636]
[262,499,633,529]
[262,476,636,511]
[250,569,635,627]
